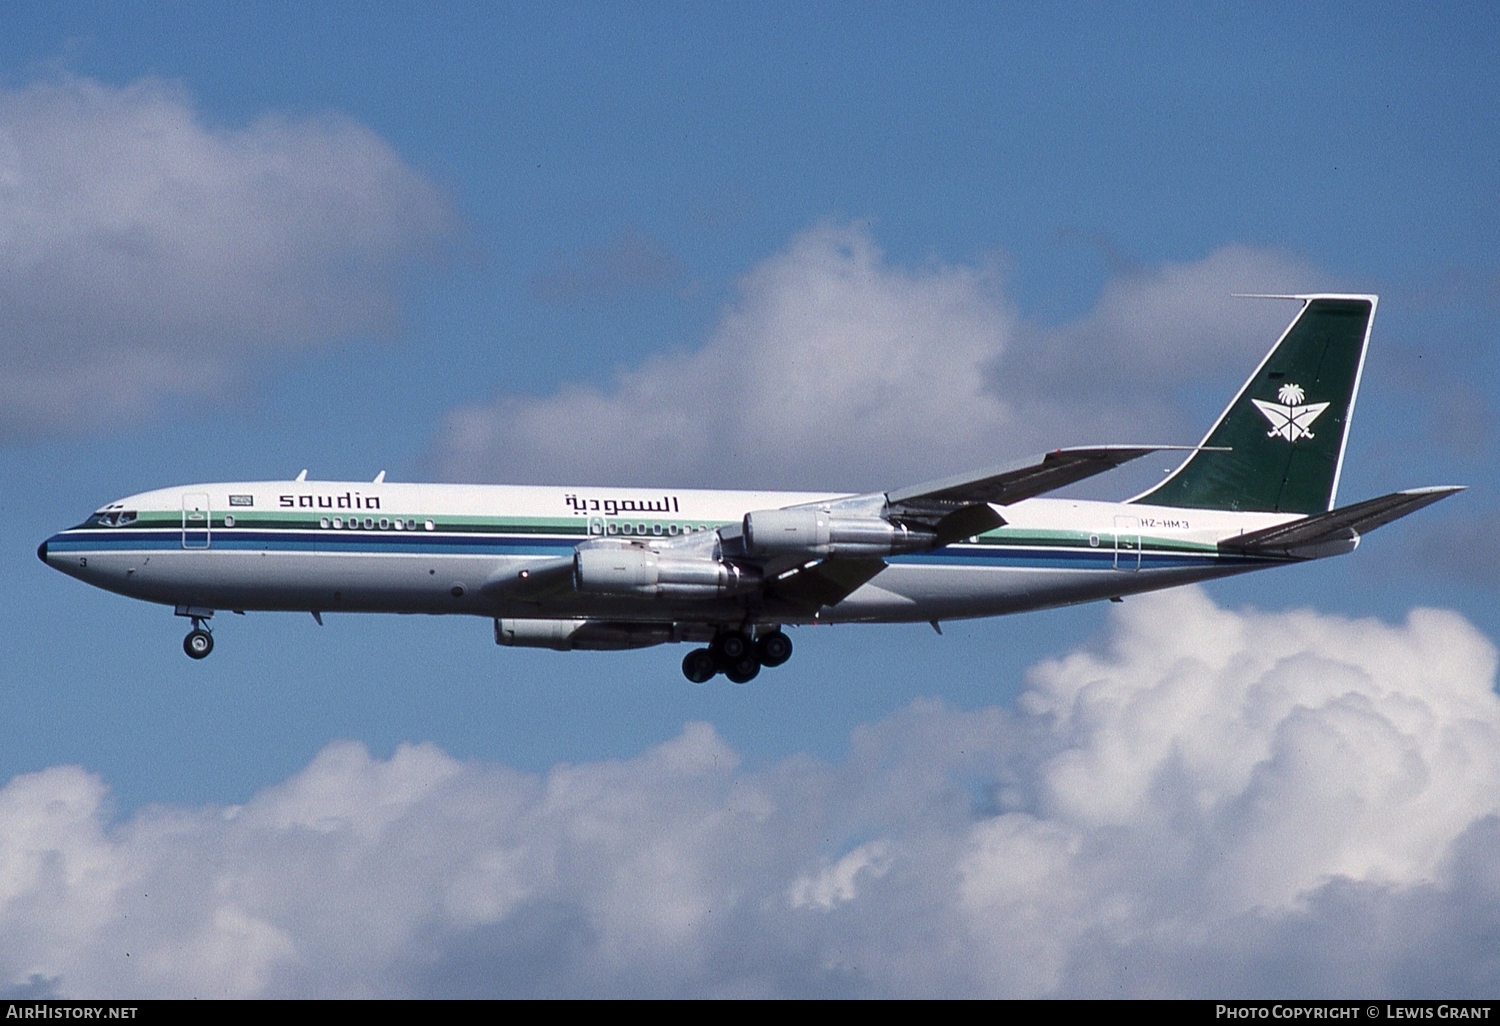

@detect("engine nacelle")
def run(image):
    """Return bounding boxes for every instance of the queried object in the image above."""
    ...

[494,618,675,651]
[573,547,760,598]
[743,509,935,558]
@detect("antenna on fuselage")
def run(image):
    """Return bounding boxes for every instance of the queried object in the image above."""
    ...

[373,470,386,484]
[295,469,308,482]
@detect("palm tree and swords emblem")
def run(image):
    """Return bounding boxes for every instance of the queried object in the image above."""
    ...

[1251,383,1330,442]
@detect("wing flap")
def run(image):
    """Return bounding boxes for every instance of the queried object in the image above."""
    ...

[765,557,887,612]
[931,503,1008,546]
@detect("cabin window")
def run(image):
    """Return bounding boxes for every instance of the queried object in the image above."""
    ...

[365,517,375,529]
[667,523,679,536]
[393,518,404,530]
[332,517,343,529]
[606,522,619,535]
[652,523,663,535]
[1089,534,1099,547]
[379,518,389,530]
[320,517,331,529]
[424,519,435,531]
[223,515,235,528]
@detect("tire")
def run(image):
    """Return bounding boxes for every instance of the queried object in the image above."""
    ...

[724,656,760,684]
[681,648,717,684]
[184,629,214,660]
[757,630,793,667]
[714,632,750,661]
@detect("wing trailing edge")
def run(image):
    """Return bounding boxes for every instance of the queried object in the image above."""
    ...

[885,445,1194,544]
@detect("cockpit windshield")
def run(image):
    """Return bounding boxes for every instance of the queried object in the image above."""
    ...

[89,510,137,527]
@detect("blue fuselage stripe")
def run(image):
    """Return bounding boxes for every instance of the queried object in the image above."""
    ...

[47,529,1246,570]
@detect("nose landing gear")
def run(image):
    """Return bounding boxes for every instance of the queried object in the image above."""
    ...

[680,629,793,684]
[183,620,214,659]
[175,606,216,660]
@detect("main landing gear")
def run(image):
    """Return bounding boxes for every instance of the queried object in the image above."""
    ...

[681,629,793,684]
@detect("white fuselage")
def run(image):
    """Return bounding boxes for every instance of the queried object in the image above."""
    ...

[41,479,1298,627]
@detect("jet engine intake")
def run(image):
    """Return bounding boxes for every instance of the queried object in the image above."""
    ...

[573,548,760,598]
[743,509,935,557]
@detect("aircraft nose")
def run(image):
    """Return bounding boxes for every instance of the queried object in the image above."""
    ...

[36,539,48,563]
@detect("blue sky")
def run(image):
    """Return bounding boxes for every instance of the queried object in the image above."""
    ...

[1,2,1498,997]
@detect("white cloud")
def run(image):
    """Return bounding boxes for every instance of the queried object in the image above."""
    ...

[0,76,451,438]
[3,588,1500,997]
[788,841,890,911]
[436,224,1316,491]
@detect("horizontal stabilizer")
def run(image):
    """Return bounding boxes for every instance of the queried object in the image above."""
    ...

[1220,485,1464,560]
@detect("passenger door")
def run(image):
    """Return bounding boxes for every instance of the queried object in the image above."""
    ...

[182,493,211,549]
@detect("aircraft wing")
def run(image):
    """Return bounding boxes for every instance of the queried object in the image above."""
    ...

[763,557,889,613]
[1220,486,1464,559]
[884,445,1183,544]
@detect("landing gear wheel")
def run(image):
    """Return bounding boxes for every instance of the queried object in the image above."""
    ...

[714,632,750,662]
[183,628,214,660]
[757,630,793,667]
[682,648,717,684]
[724,655,760,684]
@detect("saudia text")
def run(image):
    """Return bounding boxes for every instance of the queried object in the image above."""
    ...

[564,494,680,516]
[279,492,381,510]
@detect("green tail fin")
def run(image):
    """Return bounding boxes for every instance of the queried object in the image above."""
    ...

[1134,295,1375,514]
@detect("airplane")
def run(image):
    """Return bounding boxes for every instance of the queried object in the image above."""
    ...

[38,294,1462,683]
